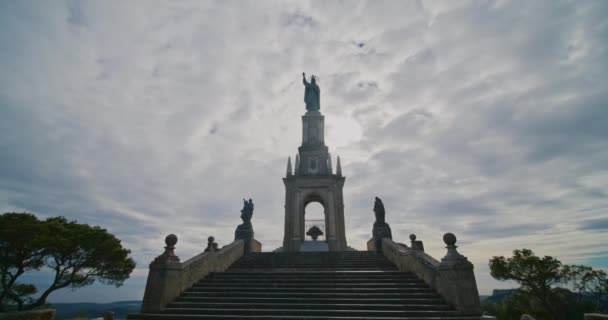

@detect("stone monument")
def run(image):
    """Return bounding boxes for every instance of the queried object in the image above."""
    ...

[282,72,347,251]
[372,197,392,253]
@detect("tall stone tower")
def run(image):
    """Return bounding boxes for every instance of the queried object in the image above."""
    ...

[282,107,347,251]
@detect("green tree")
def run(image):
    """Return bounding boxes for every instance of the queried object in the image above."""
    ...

[570,267,608,312]
[591,271,608,312]
[0,213,46,310]
[565,265,595,300]
[0,213,136,310]
[489,249,571,320]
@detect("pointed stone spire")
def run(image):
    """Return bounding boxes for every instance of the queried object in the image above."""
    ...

[295,154,300,175]
[327,153,333,174]
[286,157,293,176]
[336,156,342,176]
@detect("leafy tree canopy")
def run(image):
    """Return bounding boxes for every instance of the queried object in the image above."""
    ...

[489,248,607,320]
[0,212,136,310]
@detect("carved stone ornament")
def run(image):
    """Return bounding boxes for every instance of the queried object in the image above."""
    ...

[306,225,324,241]
[151,234,181,265]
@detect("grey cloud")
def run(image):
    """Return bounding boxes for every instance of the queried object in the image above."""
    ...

[463,221,549,239]
[580,218,608,232]
[1,0,607,301]
[284,12,316,28]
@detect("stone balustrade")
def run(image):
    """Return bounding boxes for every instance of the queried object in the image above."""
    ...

[380,234,482,316]
[141,234,260,313]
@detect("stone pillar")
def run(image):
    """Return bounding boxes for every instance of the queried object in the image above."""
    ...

[435,233,481,315]
[141,235,182,313]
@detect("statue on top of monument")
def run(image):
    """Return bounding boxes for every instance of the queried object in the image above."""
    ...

[373,197,385,224]
[372,196,392,253]
[235,198,255,252]
[302,72,320,111]
[240,198,254,224]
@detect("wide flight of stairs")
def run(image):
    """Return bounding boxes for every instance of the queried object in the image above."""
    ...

[129,251,485,319]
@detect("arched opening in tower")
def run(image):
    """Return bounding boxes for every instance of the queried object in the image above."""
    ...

[304,201,325,242]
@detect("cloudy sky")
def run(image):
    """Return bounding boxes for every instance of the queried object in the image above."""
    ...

[1,0,607,303]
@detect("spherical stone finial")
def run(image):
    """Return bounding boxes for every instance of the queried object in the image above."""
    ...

[165,234,178,247]
[208,236,215,243]
[409,234,417,241]
[443,233,457,246]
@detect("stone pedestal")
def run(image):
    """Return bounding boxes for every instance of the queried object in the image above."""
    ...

[250,238,262,253]
[235,222,254,253]
[372,222,392,253]
[435,233,481,315]
[367,237,376,251]
[141,235,182,313]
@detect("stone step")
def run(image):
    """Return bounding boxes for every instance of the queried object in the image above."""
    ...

[232,259,387,262]
[210,271,414,277]
[232,259,390,262]
[207,278,409,283]
[129,314,487,320]
[173,297,445,305]
[231,264,393,267]
[127,252,482,320]
[180,291,441,298]
[230,264,394,267]
[194,280,428,288]
[185,286,436,293]
[196,282,428,288]
[224,268,399,272]
[157,307,463,317]
[235,256,390,259]
[167,302,452,311]
[202,279,423,285]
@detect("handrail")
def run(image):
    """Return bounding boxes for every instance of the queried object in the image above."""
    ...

[179,240,244,291]
[141,238,245,313]
[381,237,481,315]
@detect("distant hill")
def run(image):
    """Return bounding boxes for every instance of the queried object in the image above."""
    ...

[49,301,141,320]
[484,289,516,303]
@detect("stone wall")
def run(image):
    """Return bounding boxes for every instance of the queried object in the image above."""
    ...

[250,239,262,253]
[382,238,438,289]
[141,238,245,313]
[0,309,55,320]
[381,237,482,316]
[179,240,245,292]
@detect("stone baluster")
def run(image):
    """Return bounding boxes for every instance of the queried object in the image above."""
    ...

[141,234,183,313]
[435,233,481,315]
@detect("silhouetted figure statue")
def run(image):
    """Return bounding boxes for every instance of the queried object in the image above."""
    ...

[306,225,324,241]
[372,197,392,253]
[235,198,255,253]
[303,72,320,111]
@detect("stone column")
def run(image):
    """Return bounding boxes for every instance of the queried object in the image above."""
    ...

[326,191,338,251]
[435,233,481,315]
[141,235,183,313]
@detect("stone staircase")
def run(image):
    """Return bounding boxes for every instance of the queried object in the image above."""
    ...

[129,251,486,319]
